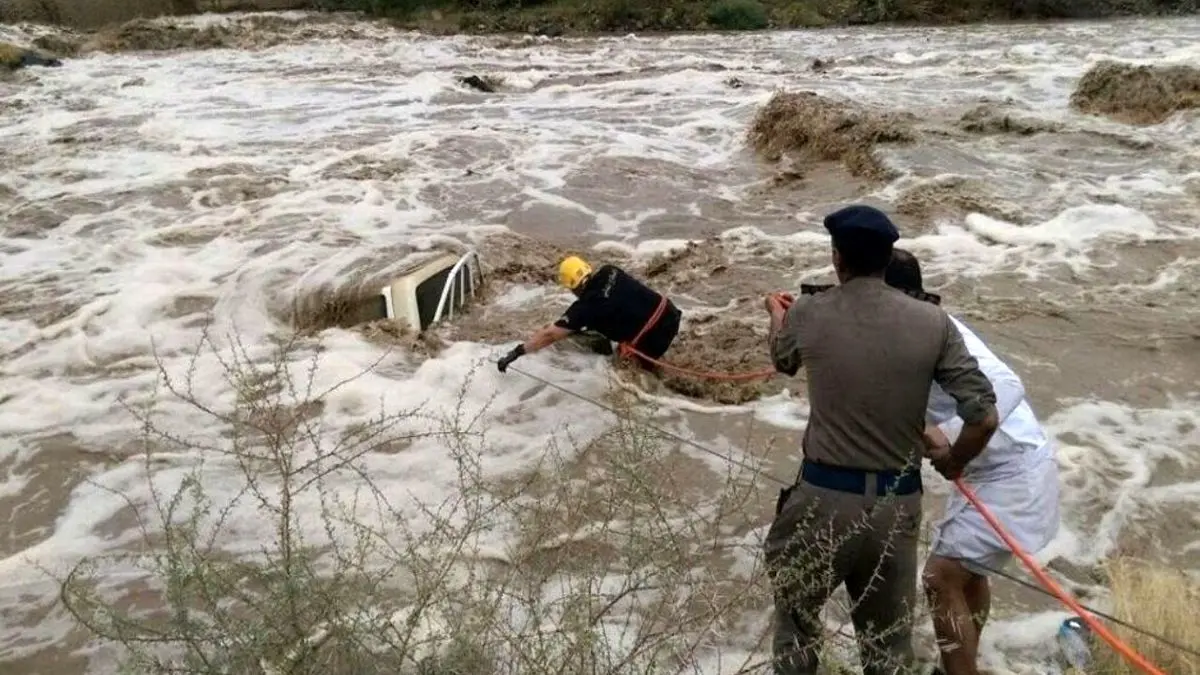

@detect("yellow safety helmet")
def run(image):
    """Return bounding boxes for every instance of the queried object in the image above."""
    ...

[558,255,593,291]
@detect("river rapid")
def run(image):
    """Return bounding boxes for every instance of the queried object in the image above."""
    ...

[2,12,1199,674]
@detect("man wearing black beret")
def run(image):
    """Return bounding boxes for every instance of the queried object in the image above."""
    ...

[762,204,1001,675]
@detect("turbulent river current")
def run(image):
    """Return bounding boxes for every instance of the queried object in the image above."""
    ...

[1,11,1199,674]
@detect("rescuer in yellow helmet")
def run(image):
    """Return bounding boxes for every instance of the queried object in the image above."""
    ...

[496,255,682,374]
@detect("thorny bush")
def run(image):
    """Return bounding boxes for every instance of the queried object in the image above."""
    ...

[57,326,931,674]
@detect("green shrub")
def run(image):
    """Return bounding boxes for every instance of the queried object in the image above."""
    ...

[770,1,834,27]
[707,0,769,29]
[456,0,554,8]
[349,0,433,17]
[592,0,647,31]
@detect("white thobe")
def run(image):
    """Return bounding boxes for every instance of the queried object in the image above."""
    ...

[927,315,1061,574]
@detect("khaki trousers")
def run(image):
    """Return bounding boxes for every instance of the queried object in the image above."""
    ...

[764,478,923,675]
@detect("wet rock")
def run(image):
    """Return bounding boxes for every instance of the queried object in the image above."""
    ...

[810,58,831,73]
[1070,60,1200,125]
[457,74,501,93]
[0,42,63,70]
[747,91,915,180]
[957,103,1061,135]
[724,76,745,89]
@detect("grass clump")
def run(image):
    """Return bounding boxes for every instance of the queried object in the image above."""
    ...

[1091,557,1200,674]
[707,0,769,29]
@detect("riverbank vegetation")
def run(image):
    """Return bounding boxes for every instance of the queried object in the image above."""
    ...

[1092,557,1200,673]
[3,0,1199,34]
[329,0,1200,34]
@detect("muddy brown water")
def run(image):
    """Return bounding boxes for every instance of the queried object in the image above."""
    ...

[2,12,1200,673]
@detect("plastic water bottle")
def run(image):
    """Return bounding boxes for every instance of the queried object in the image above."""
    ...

[1057,617,1092,671]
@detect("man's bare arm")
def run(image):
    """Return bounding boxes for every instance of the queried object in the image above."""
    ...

[523,324,572,353]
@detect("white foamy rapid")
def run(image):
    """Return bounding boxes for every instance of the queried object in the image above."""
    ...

[2,11,1199,673]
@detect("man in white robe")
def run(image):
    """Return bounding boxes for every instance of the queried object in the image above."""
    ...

[885,249,1062,675]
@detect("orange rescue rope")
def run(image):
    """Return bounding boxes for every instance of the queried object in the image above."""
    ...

[616,295,777,382]
[954,479,1166,675]
[620,291,1155,671]
[508,360,1180,670]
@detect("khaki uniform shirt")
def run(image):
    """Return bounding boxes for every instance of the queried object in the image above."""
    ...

[771,276,997,472]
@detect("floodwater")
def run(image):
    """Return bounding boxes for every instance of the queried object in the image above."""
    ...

[1,11,1199,674]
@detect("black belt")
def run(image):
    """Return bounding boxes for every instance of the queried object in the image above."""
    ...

[799,459,922,496]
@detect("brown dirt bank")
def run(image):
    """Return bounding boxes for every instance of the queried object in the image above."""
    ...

[1070,60,1200,125]
[748,91,915,181]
